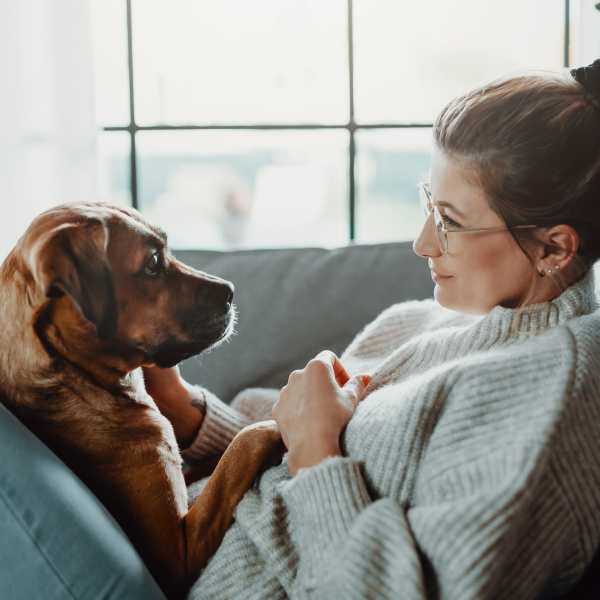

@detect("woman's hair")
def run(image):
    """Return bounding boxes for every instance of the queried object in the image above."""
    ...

[432,59,600,299]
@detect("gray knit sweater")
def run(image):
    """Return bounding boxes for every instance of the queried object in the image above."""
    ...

[182,269,600,600]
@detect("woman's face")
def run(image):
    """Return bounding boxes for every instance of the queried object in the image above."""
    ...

[412,146,537,314]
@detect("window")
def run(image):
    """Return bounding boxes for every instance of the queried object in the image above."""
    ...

[92,0,573,249]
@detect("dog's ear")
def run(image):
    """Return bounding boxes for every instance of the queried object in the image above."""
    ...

[28,220,118,339]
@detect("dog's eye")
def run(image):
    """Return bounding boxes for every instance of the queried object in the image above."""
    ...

[144,251,163,277]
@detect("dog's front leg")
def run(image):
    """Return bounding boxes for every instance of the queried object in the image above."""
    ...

[103,420,282,599]
[183,420,284,584]
[183,455,221,486]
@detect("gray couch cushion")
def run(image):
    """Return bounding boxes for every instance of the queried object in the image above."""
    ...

[176,241,433,401]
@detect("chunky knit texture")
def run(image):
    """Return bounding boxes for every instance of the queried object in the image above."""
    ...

[183,269,600,599]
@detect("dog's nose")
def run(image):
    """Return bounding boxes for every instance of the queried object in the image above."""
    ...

[224,282,234,306]
[197,277,235,309]
[213,281,234,308]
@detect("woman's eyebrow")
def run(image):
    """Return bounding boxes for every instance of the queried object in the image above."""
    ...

[436,201,466,219]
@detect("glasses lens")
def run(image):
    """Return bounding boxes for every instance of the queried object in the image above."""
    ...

[419,184,431,216]
[433,205,447,253]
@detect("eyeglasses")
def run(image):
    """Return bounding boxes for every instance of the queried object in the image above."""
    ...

[418,182,538,254]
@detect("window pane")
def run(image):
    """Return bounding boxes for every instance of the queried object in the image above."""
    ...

[354,0,565,123]
[137,130,348,249]
[90,0,130,126]
[96,132,131,206]
[571,1,600,66]
[356,128,432,243]
[132,0,348,125]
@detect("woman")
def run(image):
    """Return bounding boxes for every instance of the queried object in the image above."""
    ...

[144,60,600,599]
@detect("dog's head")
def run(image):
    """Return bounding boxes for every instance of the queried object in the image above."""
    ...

[12,202,235,373]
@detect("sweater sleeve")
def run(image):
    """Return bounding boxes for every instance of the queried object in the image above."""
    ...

[180,385,252,462]
[180,385,279,462]
[279,453,583,599]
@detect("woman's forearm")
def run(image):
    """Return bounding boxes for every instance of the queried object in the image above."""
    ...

[287,438,342,476]
[156,387,205,448]
[142,366,206,448]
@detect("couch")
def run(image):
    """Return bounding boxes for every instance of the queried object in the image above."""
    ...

[0,241,598,599]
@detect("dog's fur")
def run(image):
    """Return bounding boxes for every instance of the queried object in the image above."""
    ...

[0,202,283,599]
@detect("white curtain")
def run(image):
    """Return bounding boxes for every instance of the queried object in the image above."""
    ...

[0,0,98,261]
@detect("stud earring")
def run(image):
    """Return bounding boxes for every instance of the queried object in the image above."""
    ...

[539,264,560,277]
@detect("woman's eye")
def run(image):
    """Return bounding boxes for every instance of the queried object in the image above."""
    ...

[441,214,460,228]
[144,251,163,276]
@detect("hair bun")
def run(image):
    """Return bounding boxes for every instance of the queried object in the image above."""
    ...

[570,59,600,109]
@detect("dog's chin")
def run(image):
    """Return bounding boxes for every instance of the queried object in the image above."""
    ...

[149,315,235,368]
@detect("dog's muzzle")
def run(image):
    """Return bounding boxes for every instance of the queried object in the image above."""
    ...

[148,302,236,368]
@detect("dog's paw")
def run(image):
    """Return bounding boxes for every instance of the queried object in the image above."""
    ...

[230,419,284,459]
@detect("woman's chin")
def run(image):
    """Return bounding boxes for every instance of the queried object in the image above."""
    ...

[434,285,463,312]
[434,287,491,315]
[433,284,448,306]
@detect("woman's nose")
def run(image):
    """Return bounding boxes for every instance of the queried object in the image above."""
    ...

[412,214,442,258]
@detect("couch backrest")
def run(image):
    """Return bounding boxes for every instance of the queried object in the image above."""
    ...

[175,242,433,401]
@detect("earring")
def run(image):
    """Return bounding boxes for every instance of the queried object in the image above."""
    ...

[539,264,560,277]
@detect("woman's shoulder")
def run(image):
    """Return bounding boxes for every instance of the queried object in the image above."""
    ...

[448,312,600,420]
[429,316,600,490]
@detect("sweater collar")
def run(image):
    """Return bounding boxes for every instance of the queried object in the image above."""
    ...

[480,267,598,338]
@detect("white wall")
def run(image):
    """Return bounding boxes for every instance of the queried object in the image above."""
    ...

[0,0,98,261]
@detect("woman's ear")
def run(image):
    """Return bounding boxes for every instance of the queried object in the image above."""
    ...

[537,224,580,270]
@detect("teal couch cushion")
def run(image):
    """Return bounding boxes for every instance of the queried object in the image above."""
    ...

[0,402,165,600]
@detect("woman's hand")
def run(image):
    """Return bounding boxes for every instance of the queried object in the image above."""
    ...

[272,350,371,476]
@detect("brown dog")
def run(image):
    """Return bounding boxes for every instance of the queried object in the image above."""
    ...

[0,202,283,599]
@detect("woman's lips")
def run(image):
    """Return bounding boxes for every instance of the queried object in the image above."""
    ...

[431,269,452,282]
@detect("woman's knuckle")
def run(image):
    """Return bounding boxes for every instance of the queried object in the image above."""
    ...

[316,349,336,363]
[308,359,328,374]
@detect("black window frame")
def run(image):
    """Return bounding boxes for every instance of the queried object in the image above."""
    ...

[103,0,573,243]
